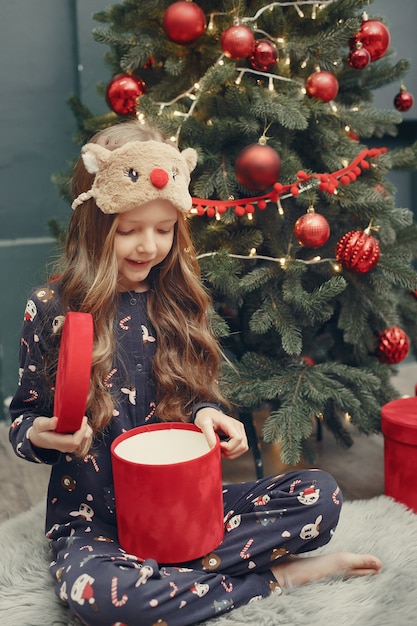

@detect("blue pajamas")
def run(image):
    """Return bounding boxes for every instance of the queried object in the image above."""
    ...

[9,284,342,626]
[49,469,341,626]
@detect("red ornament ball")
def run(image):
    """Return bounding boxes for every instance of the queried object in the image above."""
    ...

[235,143,281,191]
[347,129,360,141]
[305,71,339,103]
[247,39,278,72]
[221,25,255,59]
[294,212,330,248]
[106,73,147,116]
[394,88,414,112]
[163,1,206,45]
[301,355,315,367]
[357,19,390,61]
[348,46,371,70]
[335,230,380,273]
[377,326,410,365]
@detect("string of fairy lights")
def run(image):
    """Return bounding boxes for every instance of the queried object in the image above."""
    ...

[136,0,383,271]
[196,250,342,270]
[152,0,338,123]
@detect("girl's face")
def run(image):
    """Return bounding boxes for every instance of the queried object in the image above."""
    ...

[114,199,177,292]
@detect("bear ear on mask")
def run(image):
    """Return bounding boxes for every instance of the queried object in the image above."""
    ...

[72,140,198,215]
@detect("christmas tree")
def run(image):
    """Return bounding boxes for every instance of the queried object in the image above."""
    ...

[63,0,417,464]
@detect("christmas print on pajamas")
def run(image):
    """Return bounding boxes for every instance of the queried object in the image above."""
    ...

[10,283,342,626]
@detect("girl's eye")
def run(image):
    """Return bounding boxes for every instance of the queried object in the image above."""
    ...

[116,229,133,236]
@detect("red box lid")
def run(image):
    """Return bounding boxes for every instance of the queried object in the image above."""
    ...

[54,312,93,433]
[381,397,417,445]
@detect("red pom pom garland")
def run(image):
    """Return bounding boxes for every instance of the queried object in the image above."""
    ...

[191,146,387,218]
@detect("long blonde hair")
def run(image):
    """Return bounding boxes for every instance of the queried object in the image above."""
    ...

[56,121,228,447]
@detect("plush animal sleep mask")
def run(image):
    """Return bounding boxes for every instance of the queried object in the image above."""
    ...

[72,140,198,214]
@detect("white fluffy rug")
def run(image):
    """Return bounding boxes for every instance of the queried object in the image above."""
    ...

[0,496,416,626]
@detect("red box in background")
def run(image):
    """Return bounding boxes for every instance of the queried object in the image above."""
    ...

[381,396,417,513]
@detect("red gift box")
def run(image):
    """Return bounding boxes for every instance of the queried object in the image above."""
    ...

[111,422,225,563]
[381,396,417,513]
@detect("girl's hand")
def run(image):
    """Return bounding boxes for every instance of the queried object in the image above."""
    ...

[28,415,93,454]
[194,407,248,460]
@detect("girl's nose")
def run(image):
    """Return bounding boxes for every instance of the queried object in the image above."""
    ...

[137,233,157,254]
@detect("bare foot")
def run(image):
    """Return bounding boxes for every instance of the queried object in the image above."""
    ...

[271,552,382,587]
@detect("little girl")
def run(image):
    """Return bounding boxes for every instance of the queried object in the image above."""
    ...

[9,120,381,626]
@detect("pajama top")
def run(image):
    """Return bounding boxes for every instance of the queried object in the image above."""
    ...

[9,282,342,626]
[10,284,161,535]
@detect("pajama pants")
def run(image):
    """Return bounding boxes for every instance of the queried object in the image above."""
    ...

[50,469,342,626]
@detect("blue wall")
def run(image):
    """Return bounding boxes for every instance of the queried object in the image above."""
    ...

[1,0,78,416]
[0,0,416,417]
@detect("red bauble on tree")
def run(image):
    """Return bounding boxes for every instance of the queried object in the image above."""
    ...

[348,44,371,70]
[377,326,410,364]
[356,18,390,61]
[163,1,206,45]
[305,70,339,103]
[106,73,147,116]
[294,209,330,248]
[335,229,380,273]
[394,85,414,112]
[235,143,281,191]
[221,25,255,59]
[247,39,278,72]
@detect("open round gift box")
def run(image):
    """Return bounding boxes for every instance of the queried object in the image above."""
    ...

[381,396,417,513]
[111,422,224,563]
